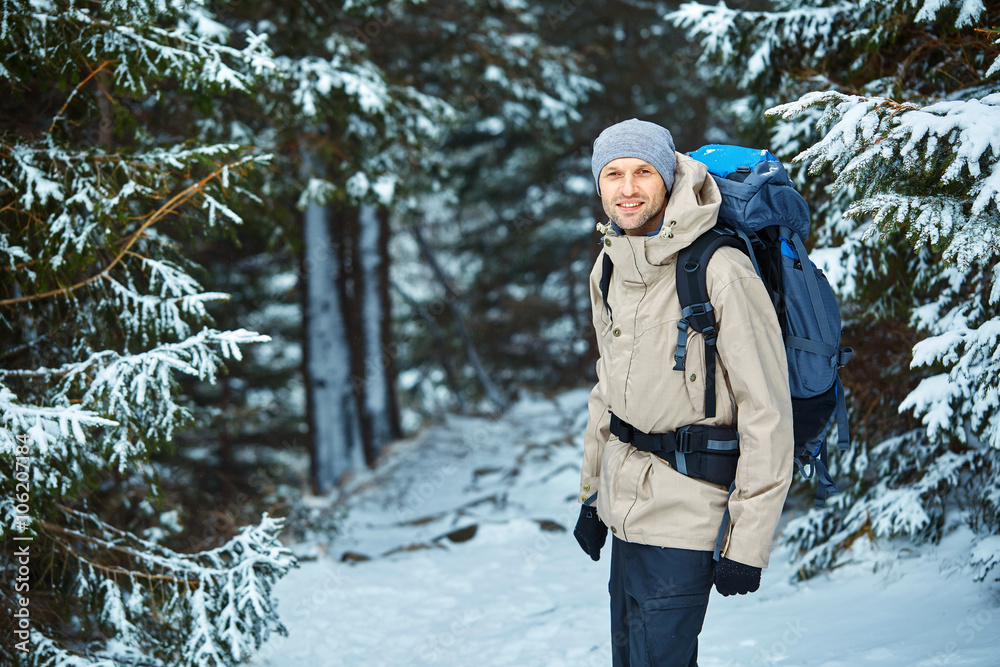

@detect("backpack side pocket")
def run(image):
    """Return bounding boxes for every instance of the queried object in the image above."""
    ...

[781,249,841,398]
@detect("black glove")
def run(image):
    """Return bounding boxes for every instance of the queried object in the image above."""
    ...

[714,557,762,596]
[573,504,607,561]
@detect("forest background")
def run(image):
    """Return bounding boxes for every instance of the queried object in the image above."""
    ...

[1,0,998,665]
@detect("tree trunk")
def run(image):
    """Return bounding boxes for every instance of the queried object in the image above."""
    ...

[378,208,402,442]
[300,158,364,493]
[355,204,399,464]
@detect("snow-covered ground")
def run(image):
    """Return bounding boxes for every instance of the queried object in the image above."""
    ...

[251,391,1000,666]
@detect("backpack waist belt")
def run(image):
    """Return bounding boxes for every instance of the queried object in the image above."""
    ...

[609,413,740,487]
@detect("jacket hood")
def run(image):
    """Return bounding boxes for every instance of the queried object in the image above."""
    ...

[600,153,722,270]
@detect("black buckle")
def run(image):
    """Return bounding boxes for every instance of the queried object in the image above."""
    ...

[703,325,717,346]
[613,415,634,444]
[684,302,715,333]
[675,427,693,454]
[686,303,710,317]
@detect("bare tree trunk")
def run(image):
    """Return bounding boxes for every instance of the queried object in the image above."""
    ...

[300,152,364,493]
[377,208,402,442]
[337,205,371,464]
[356,204,398,463]
[411,225,506,412]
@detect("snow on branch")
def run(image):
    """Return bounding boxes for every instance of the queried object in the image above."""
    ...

[27,630,119,667]
[66,329,268,460]
[670,0,990,94]
[0,148,266,307]
[986,29,1000,77]
[846,194,990,270]
[668,1,858,87]
[0,383,118,454]
[769,91,1000,452]
[769,91,1000,269]
[275,45,455,154]
[0,328,269,478]
[42,508,296,667]
[102,270,229,344]
[971,534,1000,581]
[473,35,599,130]
[785,432,998,578]
[909,0,987,28]
[906,315,1000,450]
[6,2,276,95]
[682,0,1000,583]
[279,50,392,118]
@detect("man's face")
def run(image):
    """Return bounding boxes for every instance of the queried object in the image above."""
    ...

[598,158,669,236]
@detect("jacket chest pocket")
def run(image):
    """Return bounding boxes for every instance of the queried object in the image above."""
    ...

[677,329,708,414]
[633,319,708,414]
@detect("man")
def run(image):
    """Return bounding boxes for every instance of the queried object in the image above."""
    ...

[573,119,794,666]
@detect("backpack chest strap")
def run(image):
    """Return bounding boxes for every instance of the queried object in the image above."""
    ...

[609,413,739,486]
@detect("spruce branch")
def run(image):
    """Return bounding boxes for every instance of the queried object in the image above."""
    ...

[0,155,258,308]
[47,59,116,135]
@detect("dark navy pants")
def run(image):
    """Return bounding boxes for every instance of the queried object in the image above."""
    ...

[609,537,715,667]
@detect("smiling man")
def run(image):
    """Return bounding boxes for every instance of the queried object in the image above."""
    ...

[572,119,794,666]
[599,156,669,235]
[594,119,674,237]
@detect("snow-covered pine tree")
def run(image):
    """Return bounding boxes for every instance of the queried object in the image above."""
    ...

[0,2,296,664]
[241,0,460,492]
[363,0,600,416]
[383,0,724,415]
[671,0,1000,579]
[80,0,595,493]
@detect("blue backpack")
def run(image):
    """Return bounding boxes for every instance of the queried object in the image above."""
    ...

[682,145,853,506]
[598,145,853,506]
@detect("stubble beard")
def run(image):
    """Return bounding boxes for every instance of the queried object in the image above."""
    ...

[604,195,667,233]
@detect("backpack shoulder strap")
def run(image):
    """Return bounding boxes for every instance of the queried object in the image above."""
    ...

[675,228,750,418]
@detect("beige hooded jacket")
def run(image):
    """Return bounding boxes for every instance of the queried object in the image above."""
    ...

[579,153,794,569]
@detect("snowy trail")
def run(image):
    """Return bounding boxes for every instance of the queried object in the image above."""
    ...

[251,392,1000,666]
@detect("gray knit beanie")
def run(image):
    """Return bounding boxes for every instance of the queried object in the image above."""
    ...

[591,119,676,195]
